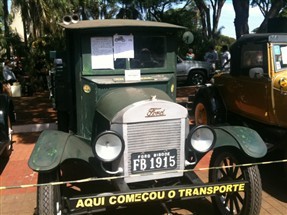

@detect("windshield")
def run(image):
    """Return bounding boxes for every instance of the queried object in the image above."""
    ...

[89,35,166,72]
[273,44,287,72]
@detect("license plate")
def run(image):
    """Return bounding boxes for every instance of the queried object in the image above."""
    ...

[131,149,177,173]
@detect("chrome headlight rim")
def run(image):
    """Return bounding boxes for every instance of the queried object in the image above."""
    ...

[187,125,216,153]
[92,130,125,162]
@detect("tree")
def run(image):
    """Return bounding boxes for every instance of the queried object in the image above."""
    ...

[136,0,185,21]
[193,0,226,40]
[232,0,249,39]
[162,4,203,58]
[280,5,287,17]
[251,0,287,33]
[2,0,10,58]
[116,0,142,19]
[90,0,118,19]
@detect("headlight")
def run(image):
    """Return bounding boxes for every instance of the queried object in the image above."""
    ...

[92,131,124,162]
[187,125,216,153]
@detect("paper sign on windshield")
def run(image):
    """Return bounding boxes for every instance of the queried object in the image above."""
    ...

[114,35,134,59]
[91,37,114,69]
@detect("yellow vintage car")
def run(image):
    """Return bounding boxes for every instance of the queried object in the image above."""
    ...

[193,33,287,170]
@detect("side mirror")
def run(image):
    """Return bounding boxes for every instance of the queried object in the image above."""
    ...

[249,67,264,79]
[182,31,194,44]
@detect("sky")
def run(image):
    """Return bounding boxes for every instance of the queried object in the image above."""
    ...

[219,0,264,38]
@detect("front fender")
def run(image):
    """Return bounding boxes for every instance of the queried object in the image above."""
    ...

[214,126,267,158]
[28,130,94,171]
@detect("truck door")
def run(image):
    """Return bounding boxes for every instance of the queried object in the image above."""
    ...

[233,44,271,124]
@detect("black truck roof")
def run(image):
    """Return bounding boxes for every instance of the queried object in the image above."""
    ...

[236,33,287,44]
[59,19,185,30]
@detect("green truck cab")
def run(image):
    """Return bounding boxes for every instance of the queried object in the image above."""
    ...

[29,19,267,215]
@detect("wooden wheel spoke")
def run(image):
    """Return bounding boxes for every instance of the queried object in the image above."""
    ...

[219,168,228,178]
[236,171,244,180]
[231,166,239,179]
[224,194,231,206]
[233,193,243,213]
[234,192,244,204]
[228,195,234,213]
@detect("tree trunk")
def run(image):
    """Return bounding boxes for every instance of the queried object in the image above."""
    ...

[3,0,10,58]
[195,0,226,40]
[194,0,210,39]
[211,0,225,37]
[257,0,287,33]
[233,0,249,39]
[23,20,28,49]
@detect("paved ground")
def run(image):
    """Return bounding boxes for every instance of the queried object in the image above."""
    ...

[0,132,38,215]
[0,88,287,214]
[0,92,56,215]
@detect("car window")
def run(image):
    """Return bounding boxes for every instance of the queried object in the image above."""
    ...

[92,35,166,70]
[241,45,263,68]
[242,51,263,67]
[240,44,265,76]
[130,36,165,69]
[273,44,287,72]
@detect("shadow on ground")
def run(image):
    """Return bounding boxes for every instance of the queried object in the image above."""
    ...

[13,132,40,145]
[260,150,287,203]
[0,157,9,175]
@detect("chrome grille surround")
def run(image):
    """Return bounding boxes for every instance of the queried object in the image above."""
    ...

[127,119,182,169]
[111,99,188,183]
[112,118,186,183]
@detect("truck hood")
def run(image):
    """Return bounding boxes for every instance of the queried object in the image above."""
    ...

[96,87,187,123]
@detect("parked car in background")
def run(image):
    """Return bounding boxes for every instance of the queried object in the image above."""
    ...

[176,55,214,86]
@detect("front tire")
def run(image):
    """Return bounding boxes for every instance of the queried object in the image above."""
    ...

[187,70,206,85]
[37,170,62,215]
[209,149,262,215]
[193,97,213,125]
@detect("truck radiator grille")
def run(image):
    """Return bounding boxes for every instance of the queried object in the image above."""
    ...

[126,119,182,175]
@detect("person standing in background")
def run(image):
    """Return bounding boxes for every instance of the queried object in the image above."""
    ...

[204,46,218,69]
[186,48,195,60]
[221,45,231,70]
[2,59,17,85]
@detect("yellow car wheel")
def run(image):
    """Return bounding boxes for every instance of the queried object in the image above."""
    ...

[194,102,208,125]
[194,98,211,125]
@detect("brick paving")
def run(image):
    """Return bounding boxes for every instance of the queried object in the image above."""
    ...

[0,89,286,214]
[0,92,54,215]
[0,133,39,214]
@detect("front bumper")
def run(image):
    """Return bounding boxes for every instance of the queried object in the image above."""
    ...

[64,180,247,214]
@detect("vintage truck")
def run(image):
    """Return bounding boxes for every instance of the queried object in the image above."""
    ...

[0,83,13,158]
[28,19,267,215]
[193,33,287,172]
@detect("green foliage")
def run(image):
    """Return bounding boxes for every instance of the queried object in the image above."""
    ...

[279,6,287,17]
[0,1,3,17]
[25,34,65,78]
